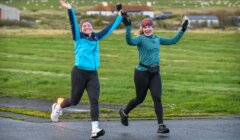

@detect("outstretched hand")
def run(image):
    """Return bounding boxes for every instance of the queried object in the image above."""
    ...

[116,3,128,17]
[181,20,189,32]
[59,0,72,9]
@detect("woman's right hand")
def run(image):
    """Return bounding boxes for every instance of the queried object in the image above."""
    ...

[59,0,72,9]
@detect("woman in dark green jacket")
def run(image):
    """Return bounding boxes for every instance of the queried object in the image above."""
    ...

[119,17,188,135]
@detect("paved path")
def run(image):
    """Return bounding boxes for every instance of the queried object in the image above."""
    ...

[1,117,240,140]
[1,97,240,140]
[0,97,122,112]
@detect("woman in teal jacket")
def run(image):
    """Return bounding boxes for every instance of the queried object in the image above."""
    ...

[51,0,123,139]
[119,17,188,135]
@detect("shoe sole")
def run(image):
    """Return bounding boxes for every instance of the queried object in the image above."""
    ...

[51,103,59,122]
[157,129,170,137]
[91,129,105,139]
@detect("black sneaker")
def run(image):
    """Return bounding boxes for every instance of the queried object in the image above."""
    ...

[119,108,128,126]
[157,124,170,134]
[91,129,105,139]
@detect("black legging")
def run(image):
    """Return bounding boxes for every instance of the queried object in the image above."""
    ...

[60,66,100,121]
[124,69,163,124]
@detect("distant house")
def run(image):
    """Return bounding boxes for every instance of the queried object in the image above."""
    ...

[154,12,172,20]
[232,16,240,26]
[87,4,154,18]
[183,15,219,28]
[0,4,20,21]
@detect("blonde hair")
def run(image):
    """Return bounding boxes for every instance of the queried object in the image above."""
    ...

[138,26,144,36]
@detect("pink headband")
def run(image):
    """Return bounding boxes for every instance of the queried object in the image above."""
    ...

[141,19,153,27]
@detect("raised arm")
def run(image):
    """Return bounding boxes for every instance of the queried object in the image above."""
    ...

[95,5,123,41]
[159,31,184,45]
[160,20,188,45]
[122,18,141,46]
[125,26,141,46]
[60,0,80,40]
[95,15,122,41]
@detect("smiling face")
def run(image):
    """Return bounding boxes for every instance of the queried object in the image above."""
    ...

[81,22,93,36]
[142,26,153,36]
[141,19,154,36]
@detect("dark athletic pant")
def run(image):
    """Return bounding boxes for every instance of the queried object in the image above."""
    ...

[124,69,163,124]
[60,66,100,121]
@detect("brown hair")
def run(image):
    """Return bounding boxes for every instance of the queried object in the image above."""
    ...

[80,20,92,27]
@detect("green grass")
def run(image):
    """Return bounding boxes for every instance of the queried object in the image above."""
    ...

[0,107,120,120]
[0,107,50,118]
[0,31,240,117]
[0,114,25,121]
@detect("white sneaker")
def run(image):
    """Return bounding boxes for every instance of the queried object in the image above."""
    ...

[50,103,62,122]
[53,103,63,115]
[91,129,105,139]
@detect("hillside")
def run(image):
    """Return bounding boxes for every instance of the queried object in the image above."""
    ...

[1,0,240,10]
[1,0,240,30]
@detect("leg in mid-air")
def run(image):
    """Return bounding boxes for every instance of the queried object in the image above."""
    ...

[119,70,149,126]
[51,67,86,122]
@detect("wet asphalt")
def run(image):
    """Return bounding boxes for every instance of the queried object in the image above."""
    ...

[0,98,240,140]
[1,117,240,140]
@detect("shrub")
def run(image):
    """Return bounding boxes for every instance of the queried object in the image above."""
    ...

[0,20,32,28]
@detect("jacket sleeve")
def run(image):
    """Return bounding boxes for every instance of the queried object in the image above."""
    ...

[159,31,184,45]
[68,8,80,40]
[95,15,122,41]
[126,26,141,46]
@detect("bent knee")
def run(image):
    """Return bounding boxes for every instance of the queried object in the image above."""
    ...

[90,99,99,105]
[153,98,162,103]
[135,98,144,104]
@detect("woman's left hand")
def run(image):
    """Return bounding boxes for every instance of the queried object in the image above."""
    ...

[59,0,72,9]
[181,20,189,32]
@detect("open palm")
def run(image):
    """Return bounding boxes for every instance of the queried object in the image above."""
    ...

[59,0,72,9]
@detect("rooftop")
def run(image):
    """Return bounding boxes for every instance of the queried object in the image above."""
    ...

[90,4,153,12]
[186,15,219,20]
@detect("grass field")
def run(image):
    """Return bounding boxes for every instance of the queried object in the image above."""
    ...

[0,29,240,117]
[1,0,240,10]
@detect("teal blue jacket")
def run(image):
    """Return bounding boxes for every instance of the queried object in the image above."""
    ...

[125,26,184,71]
[68,8,122,71]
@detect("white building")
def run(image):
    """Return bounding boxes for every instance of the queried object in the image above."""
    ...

[0,4,20,21]
[183,15,219,28]
[87,4,154,18]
